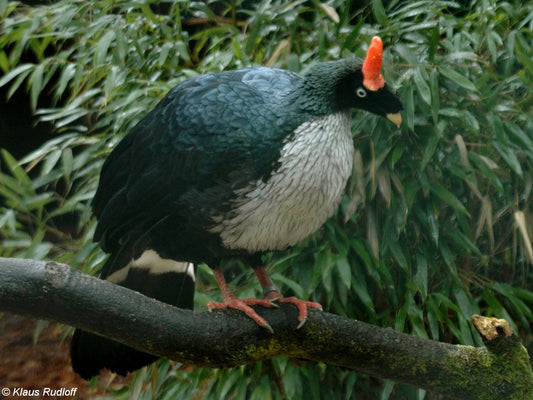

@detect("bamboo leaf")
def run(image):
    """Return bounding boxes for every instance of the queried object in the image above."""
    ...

[425,208,439,246]
[94,30,115,67]
[414,67,431,106]
[336,256,351,288]
[371,0,389,26]
[514,211,533,265]
[0,50,9,73]
[429,67,439,124]
[403,84,414,132]
[351,276,375,313]
[420,129,441,171]
[318,3,340,23]
[29,63,44,110]
[493,141,523,177]
[387,233,409,271]
[439,66,478,92]
[1,149,32,187]
[430,183,470,217]
[415,253,428,299]
[377,168,391,207]
[6,67,33,100]
[41,149,62,176]
[0,63,34,88]
[367,210,379,261]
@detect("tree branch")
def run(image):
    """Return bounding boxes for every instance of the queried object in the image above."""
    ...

[1,257,531,399]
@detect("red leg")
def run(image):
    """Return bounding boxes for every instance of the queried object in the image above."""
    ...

[253,266,323,329]
[207,266,276,333]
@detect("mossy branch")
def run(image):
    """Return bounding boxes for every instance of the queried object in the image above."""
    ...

[1,257,532,399]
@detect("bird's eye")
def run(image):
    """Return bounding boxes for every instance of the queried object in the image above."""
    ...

[356,87,367,98]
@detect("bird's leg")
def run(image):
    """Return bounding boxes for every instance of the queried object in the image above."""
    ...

[253,266,323,329]
[207,266,276,333]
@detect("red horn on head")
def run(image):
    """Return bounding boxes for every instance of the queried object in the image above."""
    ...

[362,36,385,91]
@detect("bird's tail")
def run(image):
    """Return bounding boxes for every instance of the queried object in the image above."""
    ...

[70,249,195,379]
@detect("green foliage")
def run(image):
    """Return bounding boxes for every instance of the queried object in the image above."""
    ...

[1,0,533,398]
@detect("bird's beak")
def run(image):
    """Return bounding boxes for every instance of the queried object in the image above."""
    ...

[386,113,402,128]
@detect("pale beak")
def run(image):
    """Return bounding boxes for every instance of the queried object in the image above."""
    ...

[386,113,402,128]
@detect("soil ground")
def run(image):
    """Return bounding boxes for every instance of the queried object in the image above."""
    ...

[0,313,131,399]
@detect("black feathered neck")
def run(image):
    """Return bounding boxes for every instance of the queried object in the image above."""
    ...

[287,58,402,118]
[287,59,363,116]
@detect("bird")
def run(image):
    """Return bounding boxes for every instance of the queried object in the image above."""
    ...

[70,36,403,379]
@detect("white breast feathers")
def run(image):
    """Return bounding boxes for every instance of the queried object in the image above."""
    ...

[211,111,354,253]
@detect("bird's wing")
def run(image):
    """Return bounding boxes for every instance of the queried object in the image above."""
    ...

[92,68,303,253]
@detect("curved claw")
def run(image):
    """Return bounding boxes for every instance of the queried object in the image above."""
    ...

[296,318,307,330]
[274,296,323,329]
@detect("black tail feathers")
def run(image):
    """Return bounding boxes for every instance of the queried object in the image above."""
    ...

[70,250,195,379]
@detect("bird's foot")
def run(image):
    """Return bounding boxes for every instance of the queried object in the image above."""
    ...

[263,291,323,329]
[207,297,278,334]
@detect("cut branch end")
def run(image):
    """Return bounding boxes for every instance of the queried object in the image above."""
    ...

[471,314,513,341]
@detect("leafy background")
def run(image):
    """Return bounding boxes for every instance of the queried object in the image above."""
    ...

[1,0,533,398]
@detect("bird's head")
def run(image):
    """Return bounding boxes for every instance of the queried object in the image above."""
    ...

[300,36,403,127]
